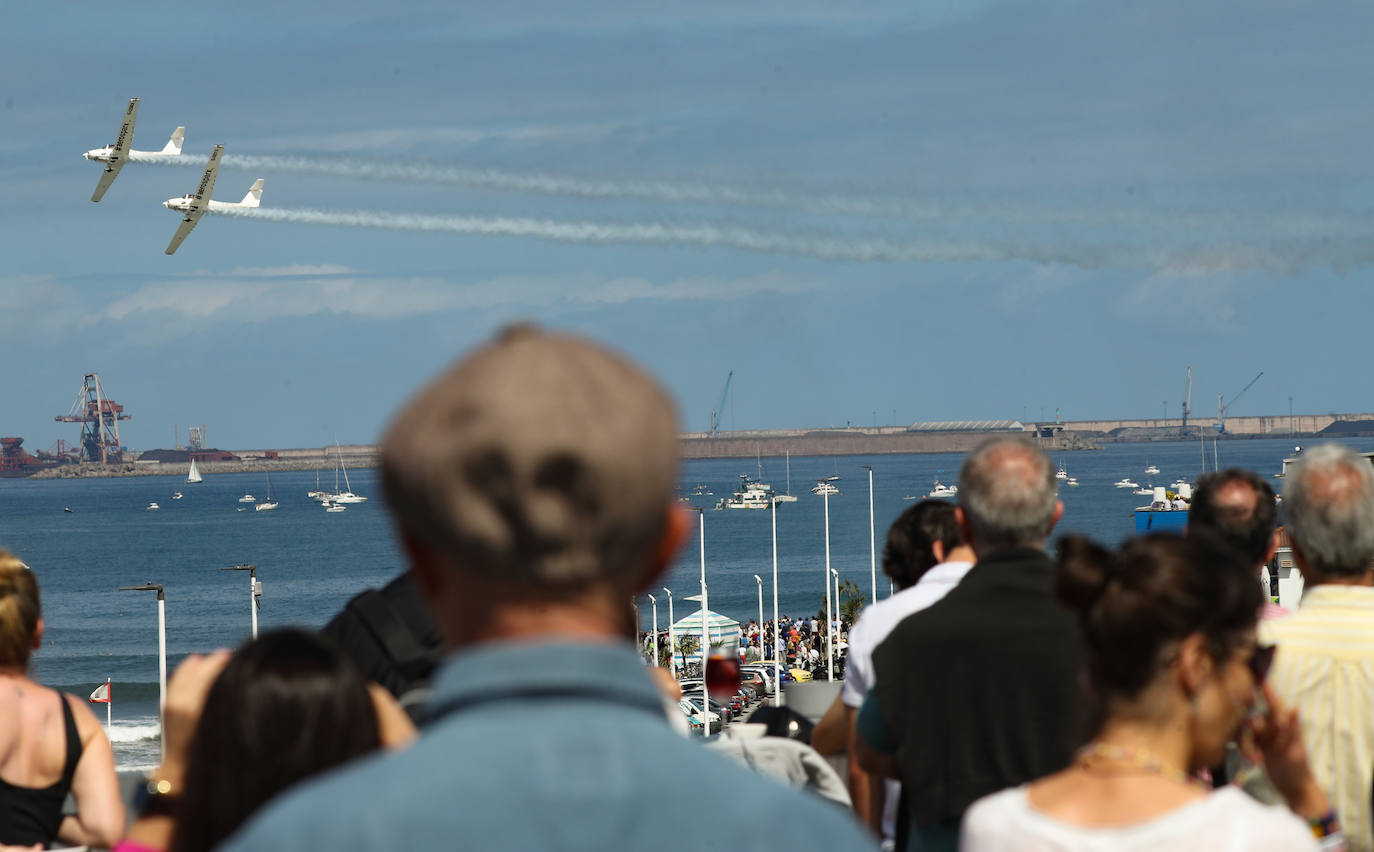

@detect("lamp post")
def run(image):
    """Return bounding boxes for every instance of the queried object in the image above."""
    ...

[831,568,842,674]
[819,478,837,682]
[861,464,876,603]
[692,506,708,717]
[662,587,676,677]
[770,492,782,706]
[119,582,166,757]
[648,594,659,667]
[221,564,261,639]
[753,574,763,664]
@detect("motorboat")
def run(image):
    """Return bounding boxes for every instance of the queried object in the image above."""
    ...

[332,491,368,504]
[1144,463,1161,475]
[1066,477,1079,487]
[146,502,159,511]
[1114,479,1140,489]
[812,478,840,496]
[715,475,775,510]
[1170,479,1190,491]
[324,501,346,513]
[238,494,256,503]
[171,492,183,500]
[1055,465,1068,480]
[1133,486,1155,496]
[928,482,958,499]
[902,494,918,501]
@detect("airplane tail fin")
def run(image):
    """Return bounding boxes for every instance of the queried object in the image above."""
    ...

[160,127,185,155]
[240,179,264,207]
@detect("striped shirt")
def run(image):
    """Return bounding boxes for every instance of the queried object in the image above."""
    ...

[1261,584,1374,852]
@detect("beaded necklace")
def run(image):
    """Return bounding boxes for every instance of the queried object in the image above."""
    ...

[1075,742,1208,790]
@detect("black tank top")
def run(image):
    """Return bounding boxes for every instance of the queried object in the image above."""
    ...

[0,689,84,846]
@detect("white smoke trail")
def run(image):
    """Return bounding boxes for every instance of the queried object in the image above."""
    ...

[129,150,1374,239]
[212,205,1212,268]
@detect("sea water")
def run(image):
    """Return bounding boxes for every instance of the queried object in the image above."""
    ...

[0,436,1366,769]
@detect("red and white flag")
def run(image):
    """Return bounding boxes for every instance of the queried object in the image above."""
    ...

[89,681,111,704]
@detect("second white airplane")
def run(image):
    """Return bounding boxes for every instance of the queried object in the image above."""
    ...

[84,97,185,202]
[163,145,265,255]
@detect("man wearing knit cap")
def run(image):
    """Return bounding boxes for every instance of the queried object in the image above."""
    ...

[222,325,875,851]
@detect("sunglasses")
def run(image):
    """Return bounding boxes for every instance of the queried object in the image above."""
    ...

[1247,644,1276,684]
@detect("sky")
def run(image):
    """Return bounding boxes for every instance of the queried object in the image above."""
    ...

[3,1,1372,452]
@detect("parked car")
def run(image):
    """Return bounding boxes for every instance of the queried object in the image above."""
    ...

[677,698,721,734]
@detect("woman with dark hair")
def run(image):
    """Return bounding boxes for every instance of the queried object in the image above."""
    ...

[0,551,124,849]
[118,629,414,852]
[961,532,1342,851]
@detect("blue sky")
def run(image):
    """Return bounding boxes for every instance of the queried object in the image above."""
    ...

[2,1,1370,451]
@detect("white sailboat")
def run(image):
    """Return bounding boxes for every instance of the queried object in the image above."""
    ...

[774,451,799,503]
[332,439,368,503]
[186,458,202,484]
[255,472,279,511]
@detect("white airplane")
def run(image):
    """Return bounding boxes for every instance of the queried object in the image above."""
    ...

[163,145,264,255]
[83,98,185,202]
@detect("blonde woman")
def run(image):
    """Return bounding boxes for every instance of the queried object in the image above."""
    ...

[0,551,124,848]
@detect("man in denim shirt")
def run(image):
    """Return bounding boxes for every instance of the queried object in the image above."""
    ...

[220,325,875,852]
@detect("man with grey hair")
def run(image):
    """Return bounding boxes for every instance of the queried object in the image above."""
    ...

[1262,443,1374,852]
[857,437,1084,852]
[221,326,875,851]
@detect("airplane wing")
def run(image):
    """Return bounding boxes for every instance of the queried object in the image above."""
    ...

[193,145,223,207]
[89,98,138,203]
[90,161,124,203]
[165,209,204,255]
[112,98,139,160]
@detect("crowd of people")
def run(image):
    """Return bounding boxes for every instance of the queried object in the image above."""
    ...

[1,324,1370,851]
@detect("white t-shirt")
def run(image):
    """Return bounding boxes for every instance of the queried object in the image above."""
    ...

[961,786,1318,851]
[839,560,974,845]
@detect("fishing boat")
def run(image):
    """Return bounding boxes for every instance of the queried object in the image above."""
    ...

[186,458,202,484]
[255,472,279,511]
[715,475,774,510]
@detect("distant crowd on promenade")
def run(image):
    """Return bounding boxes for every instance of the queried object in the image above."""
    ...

[1,324,1371,851]
[641,611,849,677]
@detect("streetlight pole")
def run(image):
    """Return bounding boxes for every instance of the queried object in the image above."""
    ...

[221,564,260,639]
[831,568,841,673]
[119,583,166,758]
[648,594,659,667]
[820,478,836,682]
[693,506,708,718]
[753,574,763,664]
[861,465,876,603]
[770,493,782,707]
[662,587,676,678]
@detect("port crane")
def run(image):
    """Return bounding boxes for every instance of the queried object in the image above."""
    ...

[55,373,130,464]
[1181,366,1192,431]
[709,370,734,439]
[1217,372,1263,433]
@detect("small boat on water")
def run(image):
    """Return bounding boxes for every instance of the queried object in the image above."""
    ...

[1055,464,1068,480]
[255,472,279,511]
[902,494,918,501]
[172,492,183,500]
[1133,485,1155,496]
[324,501,346,513]
[1144,462,1161,475]
[238,494,256,503]
[1066,477,1080,487]
[715,475,774,510]
[146,502,159,511]
[64,507,73,513]
[812,478,840,497]
[186,458,202,484]
[928,481,958,499]
[1114,478,1140,489]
